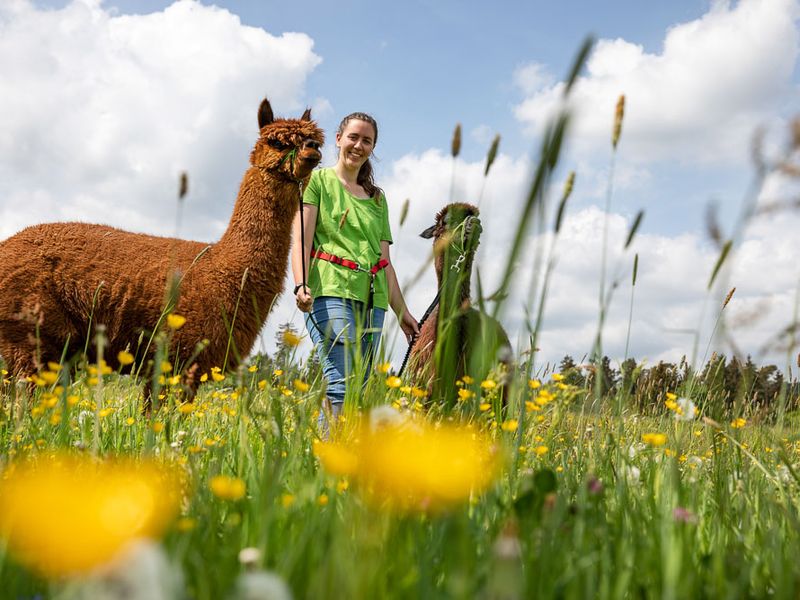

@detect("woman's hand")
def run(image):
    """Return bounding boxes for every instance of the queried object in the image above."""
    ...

[399,310,419,344]
[295,285,313,313]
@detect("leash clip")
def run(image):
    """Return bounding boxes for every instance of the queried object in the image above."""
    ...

[451,253,466,272]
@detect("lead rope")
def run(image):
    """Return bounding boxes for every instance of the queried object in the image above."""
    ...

[397,288,441,378]
[298,180,324,339]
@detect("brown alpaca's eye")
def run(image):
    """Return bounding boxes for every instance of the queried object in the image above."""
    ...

[267,139,291,151]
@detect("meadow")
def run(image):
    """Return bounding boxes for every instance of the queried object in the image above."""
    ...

[1,41,800,599]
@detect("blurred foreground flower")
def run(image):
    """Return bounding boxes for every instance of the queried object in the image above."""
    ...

[0,454,182,578]
[315,420,501,512]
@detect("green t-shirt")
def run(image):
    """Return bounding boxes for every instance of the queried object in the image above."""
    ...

[303,168,393,309]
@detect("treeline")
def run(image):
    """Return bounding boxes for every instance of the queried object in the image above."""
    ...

[550,353,800,420]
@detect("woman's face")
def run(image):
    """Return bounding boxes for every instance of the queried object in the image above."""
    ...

[336,119,376,171]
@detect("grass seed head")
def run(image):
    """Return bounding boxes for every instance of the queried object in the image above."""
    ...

[612,94,625,149]
[451,123,462,158]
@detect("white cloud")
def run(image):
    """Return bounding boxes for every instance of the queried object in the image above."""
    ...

[513,61,553,95]
[514,0,800,164]
[0,0,322,242]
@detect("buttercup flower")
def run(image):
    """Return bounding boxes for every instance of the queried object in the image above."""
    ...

[0,454,181,578]
[209,475,246,501]
[166,313,186,330]
[642,432,667,447]
[316,420,501,512]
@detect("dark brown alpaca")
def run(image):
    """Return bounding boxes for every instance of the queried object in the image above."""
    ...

[0,98,323,396]
[406,203,511,400]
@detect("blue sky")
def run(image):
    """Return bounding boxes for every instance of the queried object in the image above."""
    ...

[3,0,799,370]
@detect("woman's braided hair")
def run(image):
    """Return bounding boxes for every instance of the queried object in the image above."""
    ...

[338,112,383,202]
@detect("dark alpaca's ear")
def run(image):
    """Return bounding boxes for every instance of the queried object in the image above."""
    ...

[420,224,437,239]
[258,99,274,130]
[301,107,312,121]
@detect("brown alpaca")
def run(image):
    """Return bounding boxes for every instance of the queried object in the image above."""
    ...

[406,203,511,395]
[0,98,323,396]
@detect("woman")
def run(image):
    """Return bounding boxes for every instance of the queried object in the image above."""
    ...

[291,112,418,427]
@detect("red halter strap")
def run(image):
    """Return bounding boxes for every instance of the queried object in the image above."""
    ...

[311,249,388,275]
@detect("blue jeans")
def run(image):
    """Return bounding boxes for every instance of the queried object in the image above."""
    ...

[305,296,385,424]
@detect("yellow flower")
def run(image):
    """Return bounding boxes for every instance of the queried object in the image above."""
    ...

[166,313,186,330]
[257,379,267,390]
[200,373,208,383]
[281,494,296,508]
[168,375,181,386]
[209,476,246,501]
[281,329,301,347]
[160,361,173,374]
[385,376,402,389]
[176,517,196,532]
[273,369,284,377]
[528,379,541,389]
[665,399,678,411]
[117,350,134,366]
[248,365,258,373]
[501,420,518,432]
[356,421,501,511]
[151,422,165,433]
[457,388,474,401]
[666,392,677,401]
[525,400,540,412]
[731,418,747,429]
[642,433,667,447]
[0,454,181,578]
[125,417,135,426]
[376,362,392,374]
[318,494,329,507]
[40,371,58,385]
[479,403,491,412]
[46,362,62,372]
[293,379,310,392]
[533,445,549,457]
[313,440,358,476]
[98,407,113,418]
[551,373,565,382]
[411,387,428,399]
[211,370,225,383]
[178,403,195,415]
[462,375,474,385]
[480,379,497,390]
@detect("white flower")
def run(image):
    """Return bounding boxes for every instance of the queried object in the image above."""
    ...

[674,397,697,421]
[625,465,641,484]
[239,547,262,568]
[369,404,405,430]
[234,571,293,600]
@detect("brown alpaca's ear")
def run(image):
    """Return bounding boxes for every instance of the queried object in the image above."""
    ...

[258,99,274,130]
[420,224,437,239]
[301,107,312,121]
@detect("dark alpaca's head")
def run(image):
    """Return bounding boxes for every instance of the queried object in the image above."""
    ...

[420,203,482,283]
[251,98,324,181]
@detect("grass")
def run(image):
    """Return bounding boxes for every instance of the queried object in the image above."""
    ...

[2,363,800,599]
[1,38,800,599]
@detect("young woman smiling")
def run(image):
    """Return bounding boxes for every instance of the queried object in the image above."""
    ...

[291,112,418,429]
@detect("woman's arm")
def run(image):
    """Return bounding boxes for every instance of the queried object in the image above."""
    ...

[291,203,318,312]
[381,241,419,340]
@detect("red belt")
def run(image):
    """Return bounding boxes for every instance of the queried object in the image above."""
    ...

[311,249,388,275]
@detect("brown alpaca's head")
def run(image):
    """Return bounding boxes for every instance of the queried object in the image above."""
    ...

[251,98,324,181]
[420,203,482,283]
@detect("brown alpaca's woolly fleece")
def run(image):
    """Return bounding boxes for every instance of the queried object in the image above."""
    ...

[0,99,324,392]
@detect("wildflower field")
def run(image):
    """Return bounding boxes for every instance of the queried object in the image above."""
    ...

[2,42,800,600]
[2,342,800,599]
